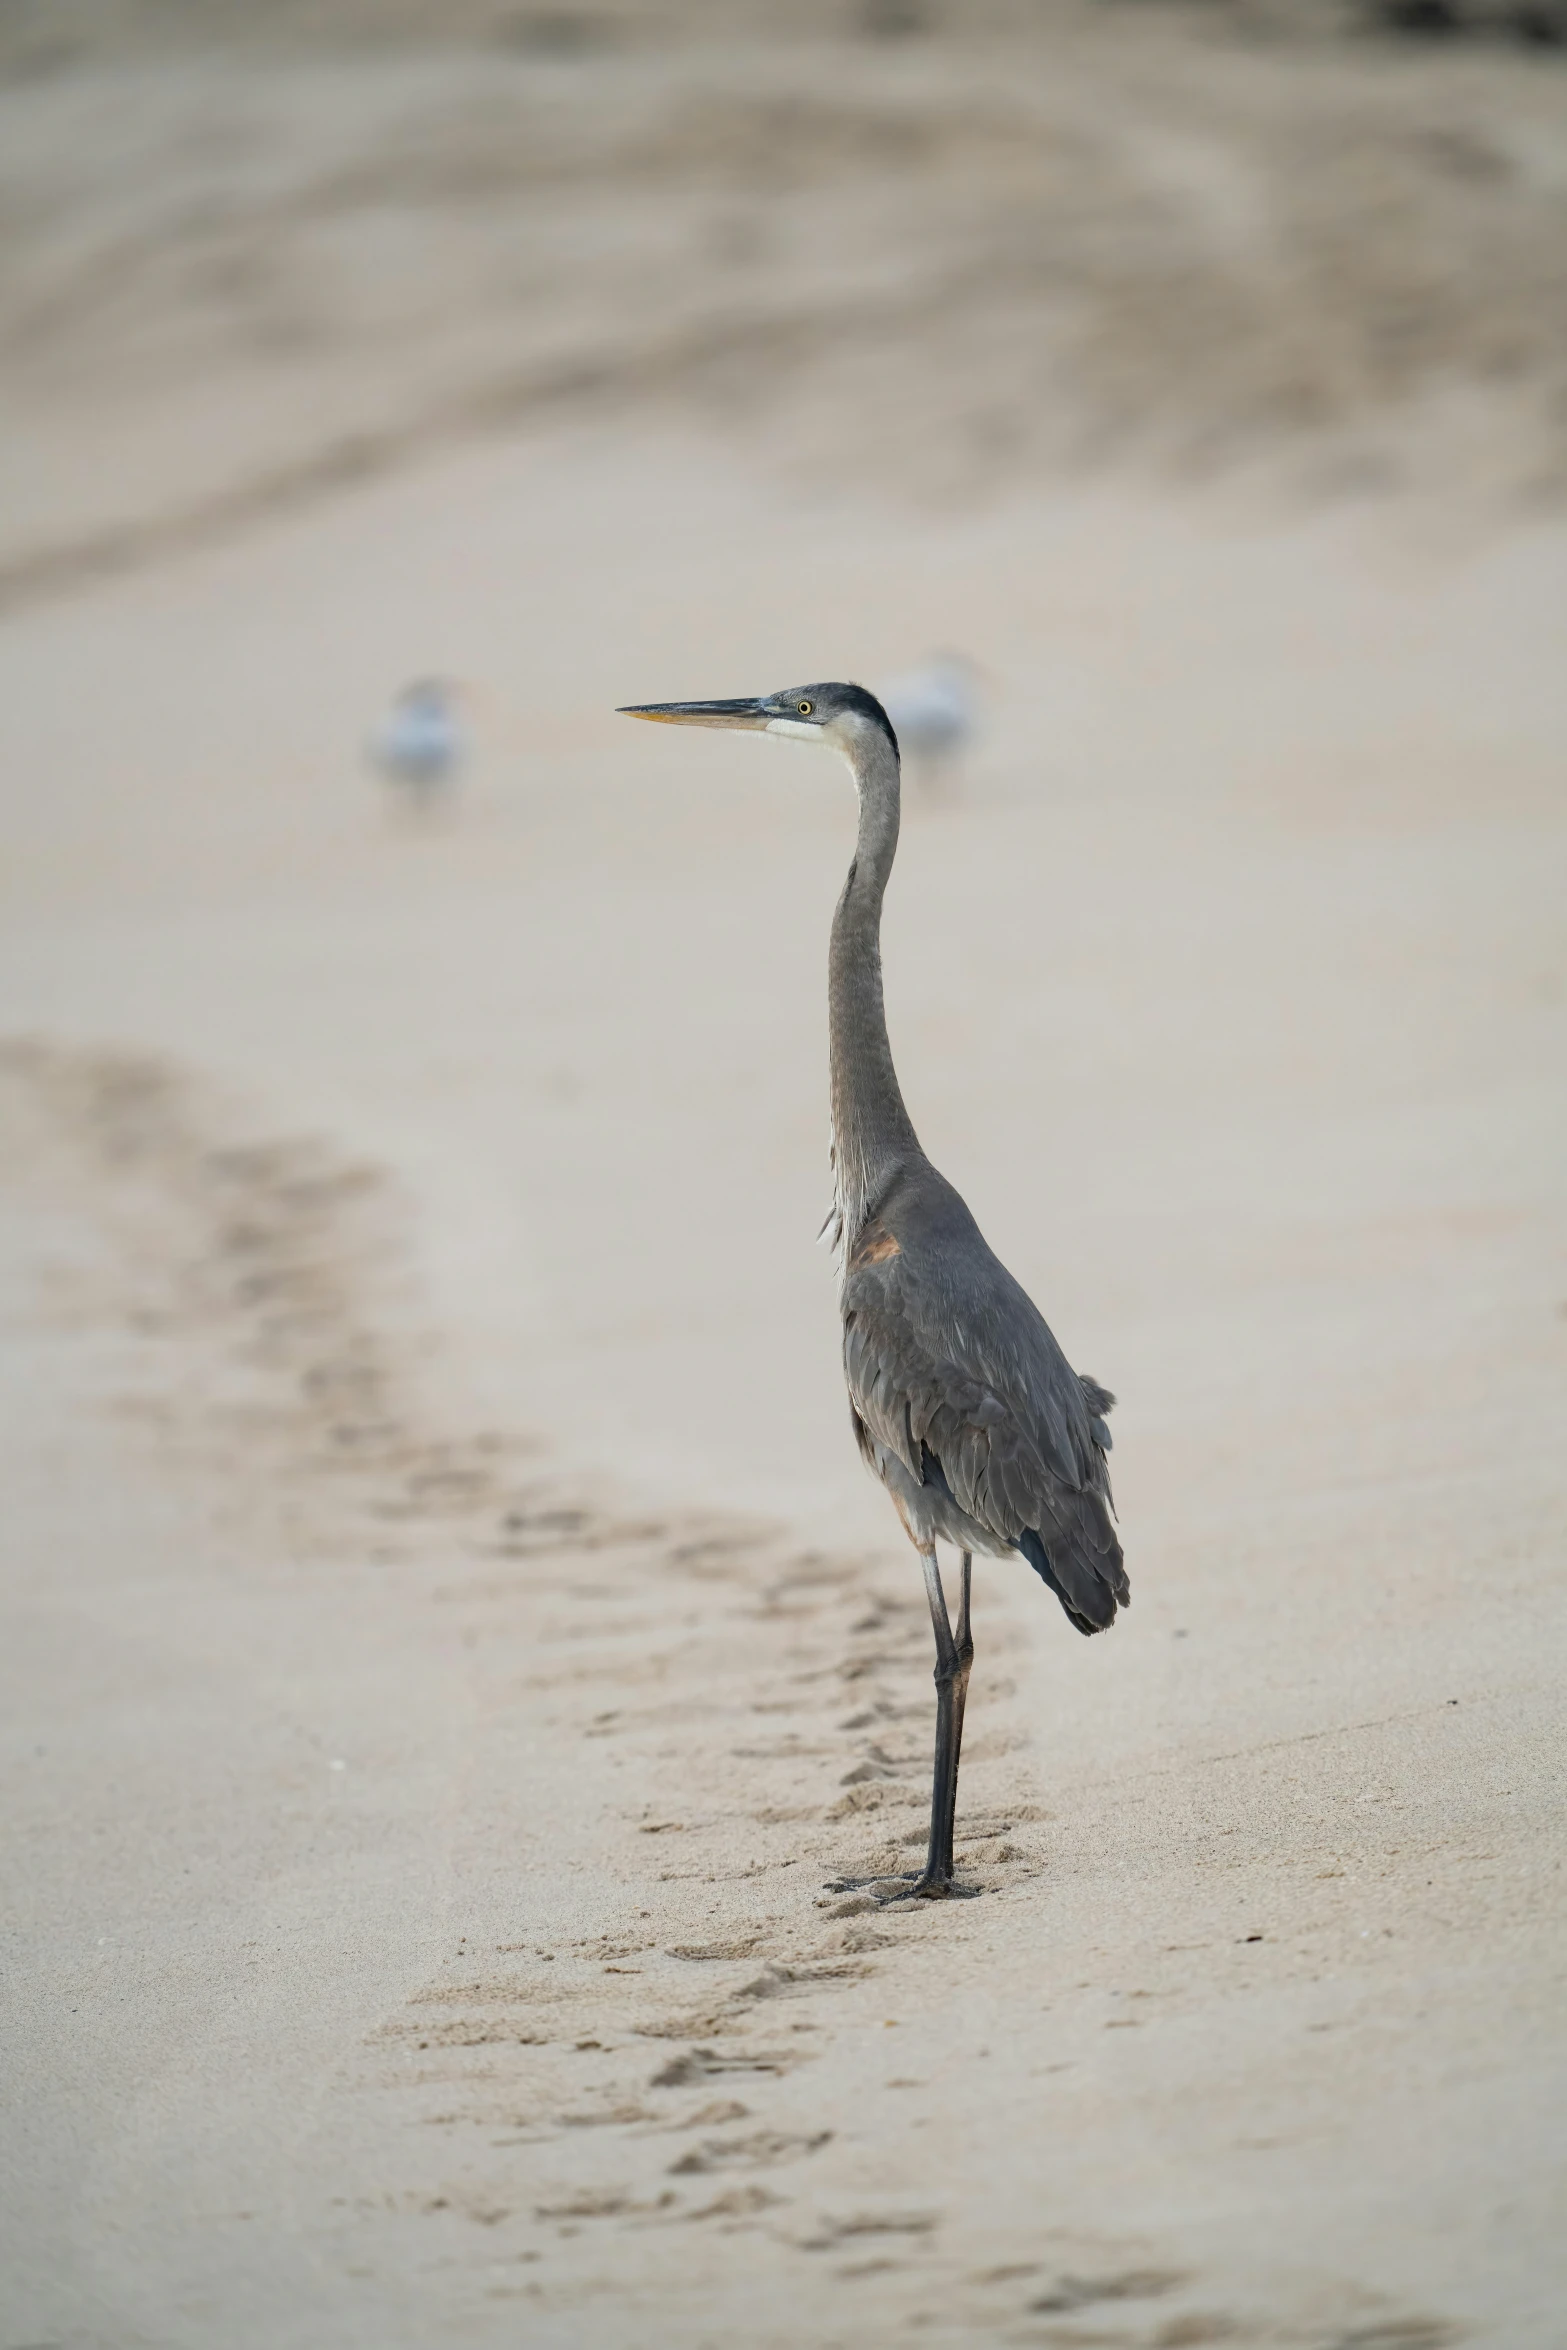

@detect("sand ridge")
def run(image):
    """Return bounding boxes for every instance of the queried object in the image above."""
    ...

[4,12,1567,609]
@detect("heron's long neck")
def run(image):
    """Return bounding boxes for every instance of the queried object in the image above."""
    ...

[829,732,919,1245]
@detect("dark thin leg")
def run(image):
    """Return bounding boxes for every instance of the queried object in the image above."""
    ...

[939,1552,974,1869]
[915,1549,972,1898]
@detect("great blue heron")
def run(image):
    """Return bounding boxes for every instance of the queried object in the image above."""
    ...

[368,678,465,804]
[620,682,1127,1897]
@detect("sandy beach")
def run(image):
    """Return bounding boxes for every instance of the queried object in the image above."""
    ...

[2,12,1566,2347]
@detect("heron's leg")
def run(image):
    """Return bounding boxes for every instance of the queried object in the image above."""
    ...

[915,1549,962,1896]
[939,1553,974,1865]
[954,1551,973,1661]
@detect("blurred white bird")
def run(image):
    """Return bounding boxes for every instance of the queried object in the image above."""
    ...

[368,678,465,805]
[877,655,981,796]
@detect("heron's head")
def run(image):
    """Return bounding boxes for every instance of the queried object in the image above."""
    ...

[618,681,898,768]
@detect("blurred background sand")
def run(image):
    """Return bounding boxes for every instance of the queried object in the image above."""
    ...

[5,0,1567,589]
[1,6,1564,2347]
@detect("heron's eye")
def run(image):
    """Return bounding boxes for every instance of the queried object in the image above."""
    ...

[798,699,814,716]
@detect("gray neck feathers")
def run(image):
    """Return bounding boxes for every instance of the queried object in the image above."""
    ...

[827,724,920,1255]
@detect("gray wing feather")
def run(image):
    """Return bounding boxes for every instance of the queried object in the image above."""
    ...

[843,1210,1128,1631]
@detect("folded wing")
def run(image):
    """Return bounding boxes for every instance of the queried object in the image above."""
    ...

[842,1186,1128,1636]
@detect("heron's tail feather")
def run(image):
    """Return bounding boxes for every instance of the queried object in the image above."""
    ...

[1077,1373,1116,1454]
[1017,1516,1127,1638]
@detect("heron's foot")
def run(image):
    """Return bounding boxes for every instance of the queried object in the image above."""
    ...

[821,1870,978,1907]
[903,1875,980,1904]
[820,1872,920,1902]
[868,1870,980,1905]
